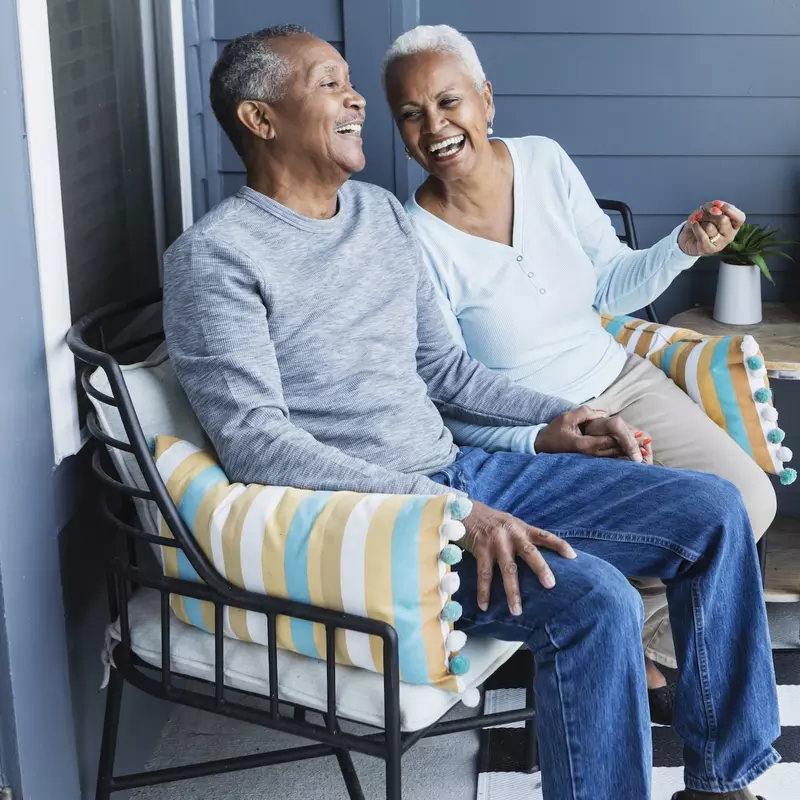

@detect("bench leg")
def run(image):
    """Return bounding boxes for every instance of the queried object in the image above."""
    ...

[322,712,366,800]
[524,650,539,773]
[95,669,124,800]
[385,745,402,800]
[757,531,769,586]
[336,747,365,800]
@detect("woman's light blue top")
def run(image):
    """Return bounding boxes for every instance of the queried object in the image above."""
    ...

[405,136,697,454]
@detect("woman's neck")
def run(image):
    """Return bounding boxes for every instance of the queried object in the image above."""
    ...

[419,139,512,218]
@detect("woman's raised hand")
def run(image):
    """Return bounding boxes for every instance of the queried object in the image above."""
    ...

[678,201,745,257]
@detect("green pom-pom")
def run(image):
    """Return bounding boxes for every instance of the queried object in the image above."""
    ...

[439,544,463,565]
[441,600,463,623]
[754,388,772,403]
[449,497,473,521]
[147,437,157,454]
[768,428,786,444]
[448,653,470,675]
[780,468,797,486]
[747,356,764,371]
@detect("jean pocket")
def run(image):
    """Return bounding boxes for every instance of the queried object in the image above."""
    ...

[431,465,469,493]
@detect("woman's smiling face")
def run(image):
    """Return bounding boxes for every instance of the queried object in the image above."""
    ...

[385,50,494,181]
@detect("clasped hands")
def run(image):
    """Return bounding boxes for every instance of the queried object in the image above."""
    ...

[460,407,651,615]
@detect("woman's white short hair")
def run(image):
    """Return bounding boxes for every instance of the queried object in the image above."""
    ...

[381,25,486,91]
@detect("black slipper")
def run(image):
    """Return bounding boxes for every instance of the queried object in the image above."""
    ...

[648,681,676,726]
[671,794,766,799]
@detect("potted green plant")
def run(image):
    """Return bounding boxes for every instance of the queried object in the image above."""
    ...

[712,222,795,325]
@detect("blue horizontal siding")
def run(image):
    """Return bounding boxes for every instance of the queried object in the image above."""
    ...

[575,156,800,215]
[471,33,800,96]
[422,0,800,35]
[214,0,343,41]
[493,97,800,156]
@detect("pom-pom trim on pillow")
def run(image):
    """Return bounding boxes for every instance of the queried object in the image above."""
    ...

[599,318,793,477]
[152,436,477,695]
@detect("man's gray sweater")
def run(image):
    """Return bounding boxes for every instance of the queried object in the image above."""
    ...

[163,181,575,496]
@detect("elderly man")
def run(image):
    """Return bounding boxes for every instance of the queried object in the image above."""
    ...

[163,25,778,800]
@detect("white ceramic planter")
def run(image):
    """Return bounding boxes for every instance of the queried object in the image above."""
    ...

[712,261,763,325]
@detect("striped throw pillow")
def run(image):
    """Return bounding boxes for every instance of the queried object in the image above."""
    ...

[601,315,795,483]
[153,436,476,693]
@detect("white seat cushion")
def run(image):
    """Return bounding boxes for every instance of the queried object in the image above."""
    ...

[88,351,209,535]
[110,589,522,732]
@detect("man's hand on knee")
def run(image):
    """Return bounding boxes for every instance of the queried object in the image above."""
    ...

[462,501,577,616]
[536,407,652,463]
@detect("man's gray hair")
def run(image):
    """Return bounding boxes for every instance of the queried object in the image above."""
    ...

[381,25,486,91]
[210,24,310,156]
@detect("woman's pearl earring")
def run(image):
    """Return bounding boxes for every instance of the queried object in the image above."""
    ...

[487,119,494,136]
[405,147,412,159]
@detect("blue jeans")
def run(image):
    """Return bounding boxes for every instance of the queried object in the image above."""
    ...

[431,448,780,799]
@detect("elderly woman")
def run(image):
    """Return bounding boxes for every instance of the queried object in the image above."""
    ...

[382,16,777,766]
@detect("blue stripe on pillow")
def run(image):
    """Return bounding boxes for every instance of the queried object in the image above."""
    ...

[658,340,683,379]
[391,496,430,684]
[284,491,334,659]
[711,337,753,458]
[178,464,228,532]
[173,548,209,631]
[604,315,635,339]
[169,463,227,633]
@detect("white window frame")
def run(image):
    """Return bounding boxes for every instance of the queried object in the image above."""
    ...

[16,0,81,465]
[168,0,195,232]
[16,0,190,465]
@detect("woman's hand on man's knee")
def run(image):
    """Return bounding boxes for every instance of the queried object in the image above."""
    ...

[461,501,577,616]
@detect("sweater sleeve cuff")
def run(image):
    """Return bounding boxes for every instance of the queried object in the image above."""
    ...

[528,424,549,456]
[664,222,699,270]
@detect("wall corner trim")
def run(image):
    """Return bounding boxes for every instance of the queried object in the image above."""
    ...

[15,0,81,465]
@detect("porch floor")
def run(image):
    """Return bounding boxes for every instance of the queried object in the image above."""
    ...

[130,603,800,800]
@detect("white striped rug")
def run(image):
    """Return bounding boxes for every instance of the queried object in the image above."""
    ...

[477,650,800,799]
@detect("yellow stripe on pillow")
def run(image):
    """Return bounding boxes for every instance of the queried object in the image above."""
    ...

[151,437,474,693]
[600,314,792,478]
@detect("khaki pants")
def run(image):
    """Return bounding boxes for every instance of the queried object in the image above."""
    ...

[593,353,777,668]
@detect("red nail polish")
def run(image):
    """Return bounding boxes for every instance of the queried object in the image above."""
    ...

[711,208,721,215]
[634,431,643,438]
[713,200,723,207]
[642,438,653,445]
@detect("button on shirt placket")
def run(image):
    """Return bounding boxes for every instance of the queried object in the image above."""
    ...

[515,253,546,295]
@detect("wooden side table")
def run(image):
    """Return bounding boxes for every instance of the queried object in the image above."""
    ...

[668,302,800,603]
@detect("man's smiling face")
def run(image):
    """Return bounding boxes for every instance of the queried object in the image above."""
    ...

[267,35,367,177]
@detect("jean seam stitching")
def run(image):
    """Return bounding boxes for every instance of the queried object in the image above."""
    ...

[691,573,719,781]
[546,619,580,800]
[550,527,702,562]
[684,746,781,792]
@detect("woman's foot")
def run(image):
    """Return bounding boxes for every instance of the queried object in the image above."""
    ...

[646,657,676,725]
[646,656,667,689]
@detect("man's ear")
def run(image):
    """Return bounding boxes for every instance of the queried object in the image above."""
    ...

[237,100,276,141]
